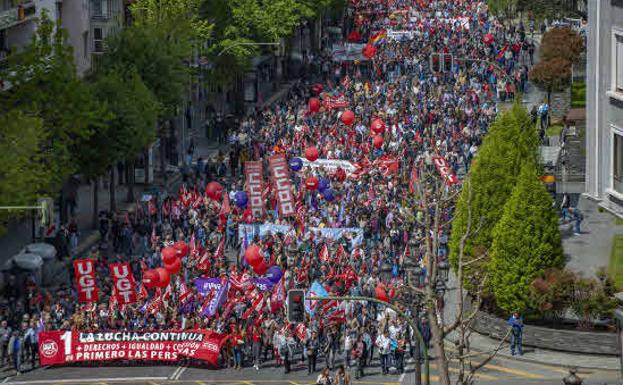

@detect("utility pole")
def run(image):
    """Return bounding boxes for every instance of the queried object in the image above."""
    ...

[307,295,430,385]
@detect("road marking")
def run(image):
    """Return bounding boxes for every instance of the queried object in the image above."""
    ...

[194,381,208,385]
[148,381,161,385]
[4,378,168,385]
[446,366,497,381]
[479,362,545,379]
[170,366,188,381]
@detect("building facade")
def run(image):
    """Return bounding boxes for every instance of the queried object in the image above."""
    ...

[585,0,623,216]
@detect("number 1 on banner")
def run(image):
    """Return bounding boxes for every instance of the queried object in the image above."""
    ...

[61,331,72,355]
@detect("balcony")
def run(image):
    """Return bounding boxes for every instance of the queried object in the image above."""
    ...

[0,2,35,31]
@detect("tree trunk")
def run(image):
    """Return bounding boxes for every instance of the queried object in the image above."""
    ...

[109,167,116,212]
[91,178,99,229]
[126,159,135,203]
[430,310,452,385]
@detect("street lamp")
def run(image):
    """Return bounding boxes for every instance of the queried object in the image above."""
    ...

[562,368,583,385]
[413,266,425,288]
[438,260,449,281]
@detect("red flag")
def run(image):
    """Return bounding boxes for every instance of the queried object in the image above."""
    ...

[109,263,137,305]
[242,293,266,319]
[137,284,148,300]
[409,163,419,193]
[73,260,98,303]
[320,244,329,262]
[178,280,193,304]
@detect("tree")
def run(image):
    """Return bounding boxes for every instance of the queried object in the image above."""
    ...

[489,161,564,314]
[76,69,158,213]
[540,27,584,64]
[529,57,572,102]
[99,25,190,120]
[530,268,575,323]
[0,110,47,234]
[449,104,539,280]
[0,11,107,221]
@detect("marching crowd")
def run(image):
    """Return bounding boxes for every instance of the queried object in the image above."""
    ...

[0,0,539,380]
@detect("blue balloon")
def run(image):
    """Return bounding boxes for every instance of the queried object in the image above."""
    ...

[266,265,283,283]
[234,191,248,208]
[318,177,330,192]
[289,157,303,171]
[322,189,335,201]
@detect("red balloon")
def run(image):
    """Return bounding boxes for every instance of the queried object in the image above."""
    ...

[205,181,223,200]
[306,176,319,191]
[362,44,377,59]
[341,110,355,126]
[161,246,178,265]
[305,146,319,162]
[164,258,182,274]
[253,260,268,276]
[375,284,389,302]
[155,267,171,288]
[371,118,385,134]
[311,83,324,96]
[245,244,263,267]
[142,269,160,288]
[173,241,189,257]
[372,135,384,149]
[308,98,321,113]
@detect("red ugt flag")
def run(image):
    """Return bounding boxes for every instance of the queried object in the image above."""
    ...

[109,263,137,305]
[73,260,98,303]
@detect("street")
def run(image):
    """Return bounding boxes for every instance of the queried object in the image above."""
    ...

[4,351,620,385]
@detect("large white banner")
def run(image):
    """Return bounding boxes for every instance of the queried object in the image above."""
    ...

[301,159,358,175]
[331,43,369,62]
[238,224,364,250]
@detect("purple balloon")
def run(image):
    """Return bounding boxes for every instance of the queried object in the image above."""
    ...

[266,265,283,283]
[322,189,335,201]
[318,177,330,192]
[289,157,303,171]
[234,191,248,208]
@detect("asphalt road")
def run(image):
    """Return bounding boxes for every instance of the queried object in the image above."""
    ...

[2,351,621,385]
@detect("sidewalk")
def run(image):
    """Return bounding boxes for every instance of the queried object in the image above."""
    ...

[562,196,622,279]
[443,273,620,371]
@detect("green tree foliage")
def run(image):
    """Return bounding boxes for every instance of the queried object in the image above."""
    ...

[449,104,539,275]
[0,110,47,232]
[489,162,564,314]
[200,0,334,84]
[129,0,212,41]
[98,25,190,119]
[0,11,106,191]
[77,69,159,180]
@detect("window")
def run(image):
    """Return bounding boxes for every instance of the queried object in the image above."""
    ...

[91,0,108,18]
[614,133,623,194]
[616,34,623,93]
[93,27,103,53]
[82,31,88,58]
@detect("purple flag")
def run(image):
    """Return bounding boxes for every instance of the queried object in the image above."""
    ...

[194,277,222,295]
[252,278,275,291]
[204,280,229,317]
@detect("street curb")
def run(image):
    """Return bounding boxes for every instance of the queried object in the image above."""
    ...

[445,336,620,371]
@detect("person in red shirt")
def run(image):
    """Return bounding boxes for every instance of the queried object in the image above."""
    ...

[231,325,244,369]
[252,325,262,370]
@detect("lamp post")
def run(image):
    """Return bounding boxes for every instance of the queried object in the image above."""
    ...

[562,368,583,385]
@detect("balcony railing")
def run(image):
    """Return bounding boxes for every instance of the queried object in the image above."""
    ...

[0,2,35,30]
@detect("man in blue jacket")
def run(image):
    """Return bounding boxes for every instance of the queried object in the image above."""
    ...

[507,312,524,356]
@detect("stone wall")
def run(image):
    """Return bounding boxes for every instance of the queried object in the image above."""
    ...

[550,90,571,120]
[471,311,619,355]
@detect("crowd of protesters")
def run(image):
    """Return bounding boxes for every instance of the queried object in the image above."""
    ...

[0,0,540,379]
